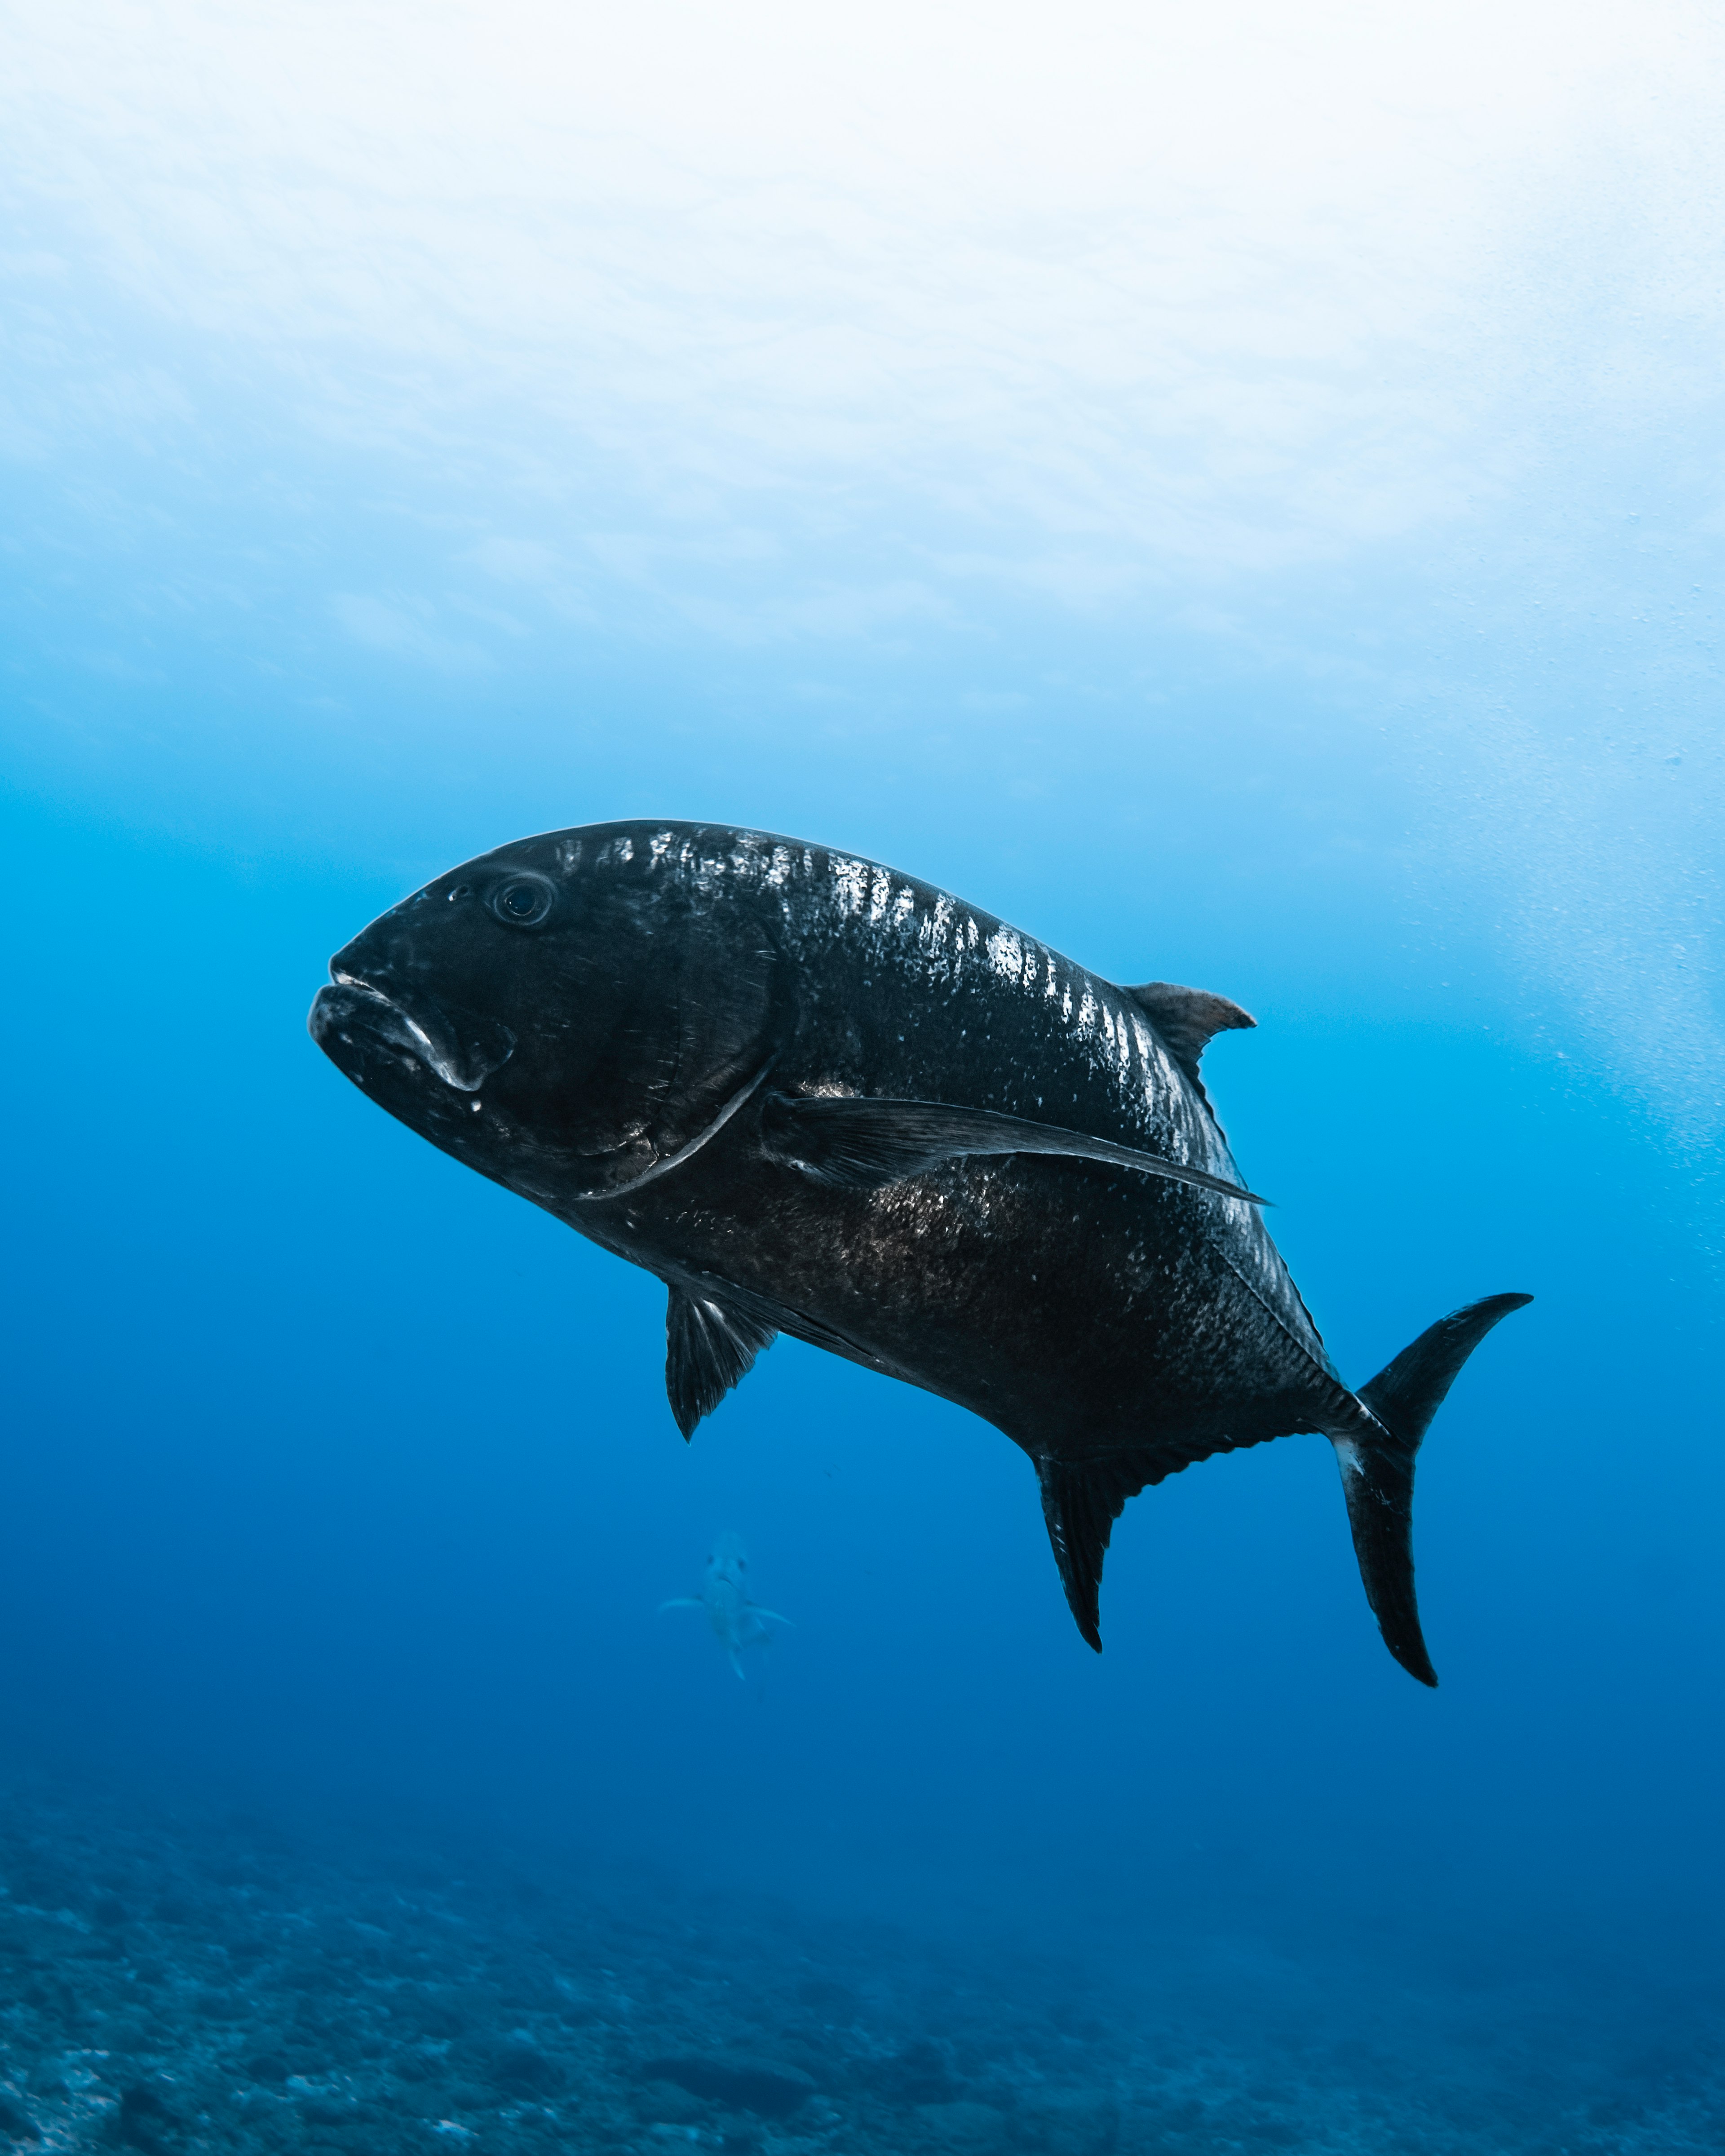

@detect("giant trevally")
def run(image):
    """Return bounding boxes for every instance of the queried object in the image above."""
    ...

[309,820,1529,1685]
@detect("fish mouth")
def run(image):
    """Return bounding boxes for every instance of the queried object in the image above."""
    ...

[308,975,516,1093]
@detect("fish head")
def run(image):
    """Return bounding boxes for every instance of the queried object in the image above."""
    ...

[704,1532,749,1589]
[700,1534,751,1638]
[308,825,781,1206]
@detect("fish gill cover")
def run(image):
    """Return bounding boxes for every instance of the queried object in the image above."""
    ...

[1,4,1722,2153]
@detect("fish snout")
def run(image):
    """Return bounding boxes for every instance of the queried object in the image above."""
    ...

[309,974,516,1093]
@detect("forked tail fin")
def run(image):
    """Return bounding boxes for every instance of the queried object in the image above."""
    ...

[1337,1292,1533,1687]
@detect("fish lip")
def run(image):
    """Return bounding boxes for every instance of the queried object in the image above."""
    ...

[309,974,515,1093]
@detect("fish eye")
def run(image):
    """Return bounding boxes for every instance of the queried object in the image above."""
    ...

[490,874,556,928]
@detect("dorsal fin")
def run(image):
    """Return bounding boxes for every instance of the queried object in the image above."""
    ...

[1119,981,1255,1088]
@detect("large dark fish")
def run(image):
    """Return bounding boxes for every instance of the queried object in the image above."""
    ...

[309,821,1529,1684]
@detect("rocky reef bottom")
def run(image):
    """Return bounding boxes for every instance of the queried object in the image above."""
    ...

[0,1778,1718,2155]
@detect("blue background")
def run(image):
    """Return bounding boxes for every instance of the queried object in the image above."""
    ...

[2,0,1722,2104]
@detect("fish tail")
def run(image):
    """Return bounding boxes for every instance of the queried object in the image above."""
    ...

[1333,1293,1532,1687]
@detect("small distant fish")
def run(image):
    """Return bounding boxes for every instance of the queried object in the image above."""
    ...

[660,1534,793,1678]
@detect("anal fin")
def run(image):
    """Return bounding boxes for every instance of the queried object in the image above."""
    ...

[665,1285,778,1439]
[1036,1451,1163,1652]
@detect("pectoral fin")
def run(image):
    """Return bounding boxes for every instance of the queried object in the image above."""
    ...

[665,1286,778,1439]
[760,1093,1267,1205]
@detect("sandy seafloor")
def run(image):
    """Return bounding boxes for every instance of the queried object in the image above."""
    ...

[0,1780,1718,2156]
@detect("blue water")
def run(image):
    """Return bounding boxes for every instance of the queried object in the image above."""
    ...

[4,9,1724,2149]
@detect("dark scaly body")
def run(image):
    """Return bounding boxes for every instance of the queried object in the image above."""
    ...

[310,819,1529,1682]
